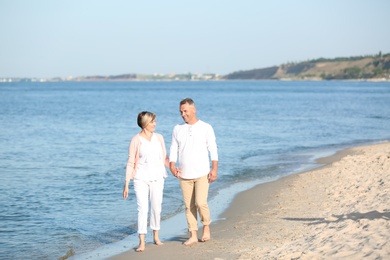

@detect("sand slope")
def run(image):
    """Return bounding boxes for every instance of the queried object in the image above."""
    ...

[109,142,390,260]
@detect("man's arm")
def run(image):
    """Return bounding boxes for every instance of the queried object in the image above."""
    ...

[208,160,218,183]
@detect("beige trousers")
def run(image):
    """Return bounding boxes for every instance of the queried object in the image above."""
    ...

[179,175,211,231]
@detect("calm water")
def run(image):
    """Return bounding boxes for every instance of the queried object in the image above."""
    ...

[0,81,389,259]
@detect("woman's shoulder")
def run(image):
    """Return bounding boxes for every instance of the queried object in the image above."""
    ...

[130,133,141,143]
[153,132,164,140]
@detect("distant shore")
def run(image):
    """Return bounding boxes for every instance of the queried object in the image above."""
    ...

[2,52,390,83]
[1,78,390,83]
[108,141,390,259]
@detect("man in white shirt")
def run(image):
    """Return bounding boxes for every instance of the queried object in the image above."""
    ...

[169,98,218,246]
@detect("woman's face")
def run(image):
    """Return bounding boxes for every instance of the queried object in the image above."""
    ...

[144,118,156,132]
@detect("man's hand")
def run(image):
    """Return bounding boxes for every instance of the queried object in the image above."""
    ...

[169,162,182,178]
[208,170,217,183]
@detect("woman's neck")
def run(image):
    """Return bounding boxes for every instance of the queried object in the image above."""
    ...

[140,129,153,140]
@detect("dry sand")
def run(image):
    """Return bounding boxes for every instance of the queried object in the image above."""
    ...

[109,142,390,260]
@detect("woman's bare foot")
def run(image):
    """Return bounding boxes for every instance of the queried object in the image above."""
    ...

[154,239,163,246]
[135,241,145,252]
[153,230,164,245]
[136,234,145,252]
[201,225,210,242]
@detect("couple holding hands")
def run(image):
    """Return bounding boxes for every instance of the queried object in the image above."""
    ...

[123,98,218,252]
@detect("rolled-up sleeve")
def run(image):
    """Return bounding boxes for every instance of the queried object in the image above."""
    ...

[207,125,218,161]
[169,127,178,163]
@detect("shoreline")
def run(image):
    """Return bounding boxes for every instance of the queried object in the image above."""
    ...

[107,141,389,259]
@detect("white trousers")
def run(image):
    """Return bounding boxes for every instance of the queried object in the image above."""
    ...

[133,178,164,234]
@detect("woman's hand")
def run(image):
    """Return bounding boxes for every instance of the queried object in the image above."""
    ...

[123,185,129,200]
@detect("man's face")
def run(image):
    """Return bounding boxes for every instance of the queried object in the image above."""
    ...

[180,103,196,124]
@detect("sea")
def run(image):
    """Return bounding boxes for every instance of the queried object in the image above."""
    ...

[0,80,389,260]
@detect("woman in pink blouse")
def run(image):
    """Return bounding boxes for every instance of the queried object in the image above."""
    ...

[123,111,168,252]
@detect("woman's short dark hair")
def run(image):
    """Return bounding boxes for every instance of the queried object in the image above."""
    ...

[137,111,156,129]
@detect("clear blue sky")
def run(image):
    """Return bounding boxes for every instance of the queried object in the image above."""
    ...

[1,0,389,78]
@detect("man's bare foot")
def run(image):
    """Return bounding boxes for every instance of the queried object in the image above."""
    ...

[201,225,210,242]
[183,237,198,246]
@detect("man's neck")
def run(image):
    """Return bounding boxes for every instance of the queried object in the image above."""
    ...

[187,118,199,125]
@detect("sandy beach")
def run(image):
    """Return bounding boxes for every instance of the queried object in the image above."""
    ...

[109,142,390,260]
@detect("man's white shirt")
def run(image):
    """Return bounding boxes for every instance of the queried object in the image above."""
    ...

[170,120,218,179]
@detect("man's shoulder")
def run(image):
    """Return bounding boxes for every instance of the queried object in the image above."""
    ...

[173,122,186,129]
[197,120,213,128]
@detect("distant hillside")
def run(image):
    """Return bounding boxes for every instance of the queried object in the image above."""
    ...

[3,53,390,83]
[224,53,390,80]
